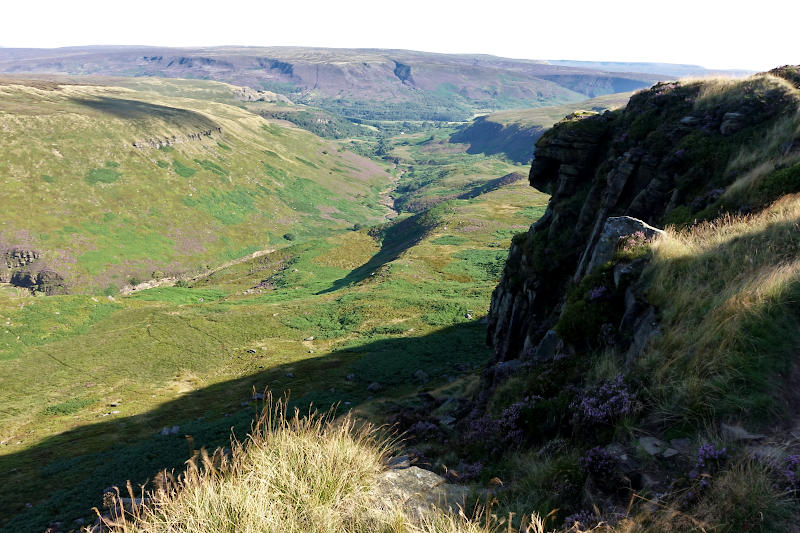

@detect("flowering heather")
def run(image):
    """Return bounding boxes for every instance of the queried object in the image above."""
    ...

[588,285,609,302]
[582,446,619,480]
[563,510,598,530]
[465,400,530,453]
[752,452,800,493]
[682,443,727,506]
[618,230,649,258]
[571,375,638,426]
[778,454,800,492]
[692,443,727,475]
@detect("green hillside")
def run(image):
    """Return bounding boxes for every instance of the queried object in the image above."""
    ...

[0,165,545,530]
[450,92,633,162]
[0,78,389,292]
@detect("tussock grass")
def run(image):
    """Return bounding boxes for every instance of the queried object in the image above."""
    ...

[642,193,800,424]
[99,396,519,533]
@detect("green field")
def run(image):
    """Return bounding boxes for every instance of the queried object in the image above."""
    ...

[0,80,548,530]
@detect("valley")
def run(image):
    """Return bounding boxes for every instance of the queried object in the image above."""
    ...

[0,73,547,530]
[1,45,800,533]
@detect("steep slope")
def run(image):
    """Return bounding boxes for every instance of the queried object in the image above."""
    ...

[0,46,666,120]
[450,92,633,163]
[0,77,390,292]
[488,71,800,362]
[466,67,800,529]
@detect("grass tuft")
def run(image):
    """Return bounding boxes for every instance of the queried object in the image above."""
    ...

[100,395,513,533]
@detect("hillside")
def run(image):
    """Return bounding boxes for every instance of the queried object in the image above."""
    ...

[545,59,753,78]
[4,54,800,533]
[0,47,668,121]
[463,67,800,529]
[0,91,543,529]
[0,76,389,292]
[450,92,633,163]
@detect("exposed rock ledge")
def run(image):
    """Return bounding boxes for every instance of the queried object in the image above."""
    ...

[487,73,800,365]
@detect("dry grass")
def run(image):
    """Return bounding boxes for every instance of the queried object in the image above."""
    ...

[641,194,800,422]
[96,395,549,533]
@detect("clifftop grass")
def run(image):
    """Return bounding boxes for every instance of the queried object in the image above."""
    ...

[643,193,800,425]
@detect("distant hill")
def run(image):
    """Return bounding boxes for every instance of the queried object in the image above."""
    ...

[545,59,754,78]
[0,76,390,292]
[0,46,675,121]
[450,92,633,162]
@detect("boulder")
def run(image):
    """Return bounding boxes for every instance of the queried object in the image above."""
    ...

[721,423,766,442]
[638,436,666,456]
[386,455,411,470]
[720,112,745,135]
[377,466,469,518]
[584,216,664,277]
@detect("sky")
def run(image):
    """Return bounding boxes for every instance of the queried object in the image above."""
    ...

[1,0,797,71]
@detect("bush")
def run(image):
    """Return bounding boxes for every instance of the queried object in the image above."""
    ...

[283,233,296,241]
[571,375,639,427]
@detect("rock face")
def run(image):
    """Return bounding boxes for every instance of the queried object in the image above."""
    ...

[487,72,800,365]
[231,85,292,104]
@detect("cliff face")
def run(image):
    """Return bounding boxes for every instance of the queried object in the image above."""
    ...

[487,69,800,363]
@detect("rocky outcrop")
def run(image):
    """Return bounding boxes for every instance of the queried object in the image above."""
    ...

[1,246,39,283]
[580,216,664,280]
[132,128,222,149]
[1,247,67,294]
[487,72,800,364]
[231,85,292,104]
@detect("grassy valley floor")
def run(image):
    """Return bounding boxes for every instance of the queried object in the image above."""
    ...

[0,115,546,529]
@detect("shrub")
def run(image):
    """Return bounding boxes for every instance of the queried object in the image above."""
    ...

[555,267,624,347]
[283,233,296,241]
[581,446,619,481]
[571,374,639,427]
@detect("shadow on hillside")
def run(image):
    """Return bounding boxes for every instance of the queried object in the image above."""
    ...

[316,215,434,294]
[0,320,488,532]
[456,172,526,200]
[449,120,541,164]
[72,96,219,128]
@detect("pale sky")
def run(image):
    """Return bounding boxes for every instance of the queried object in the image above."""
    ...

[2,0,797,71]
